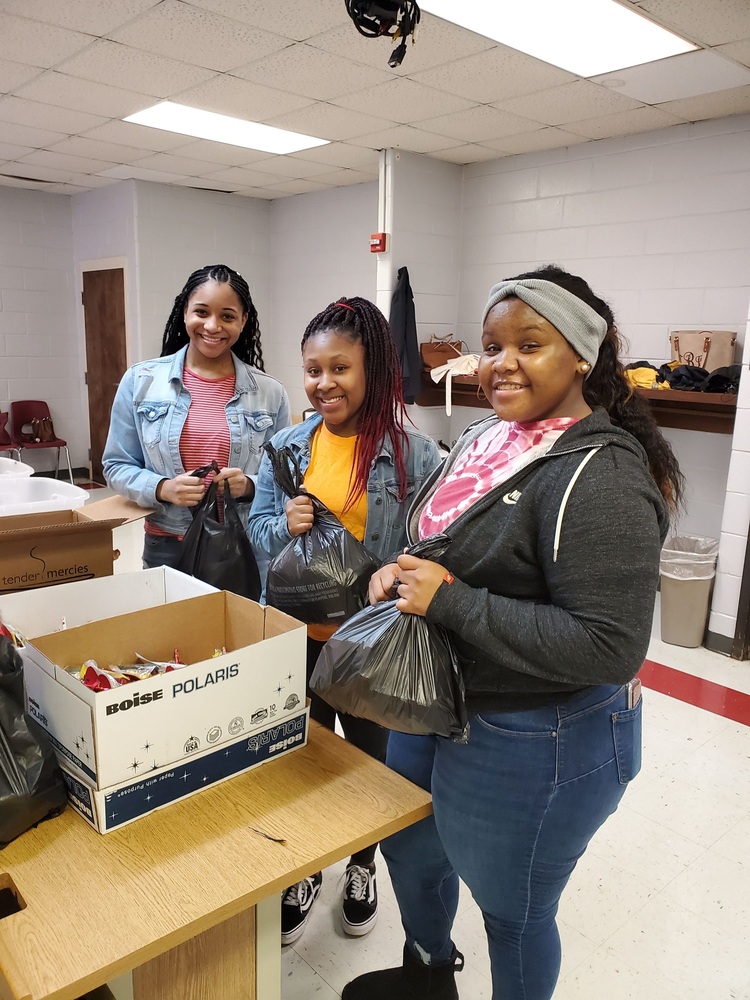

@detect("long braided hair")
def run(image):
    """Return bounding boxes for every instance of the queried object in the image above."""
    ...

[301,296,410,508]
[160,264,265,370]
[509,264,684,511]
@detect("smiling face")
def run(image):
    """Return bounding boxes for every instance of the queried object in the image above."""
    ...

[183,279,247,369]
[303,328,367,437]
[478,297,592,423]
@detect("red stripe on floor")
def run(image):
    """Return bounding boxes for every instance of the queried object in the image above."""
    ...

[638,659,750,726]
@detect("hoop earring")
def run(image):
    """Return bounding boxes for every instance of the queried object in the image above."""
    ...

[476,384,487,401]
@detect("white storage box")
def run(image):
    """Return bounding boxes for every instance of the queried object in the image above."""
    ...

[0,477,88,516]
[0,457,34,478]
[23,590,307,789]
[60,704,309,833]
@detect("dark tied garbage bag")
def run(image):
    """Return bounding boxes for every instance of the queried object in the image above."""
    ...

[176,461,261,602]
[1,637,67,848]
[310,536,469,743]
[264,442,378,625]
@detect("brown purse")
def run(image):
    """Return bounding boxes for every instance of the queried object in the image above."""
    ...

[669,330,737,371]
[420,334,468,371]
[31,416,57,443]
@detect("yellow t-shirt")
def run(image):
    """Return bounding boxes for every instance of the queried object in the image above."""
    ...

[304,423,368,641]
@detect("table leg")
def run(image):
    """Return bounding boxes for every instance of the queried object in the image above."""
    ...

[255,894,281,1000]
[131,909,256,1000]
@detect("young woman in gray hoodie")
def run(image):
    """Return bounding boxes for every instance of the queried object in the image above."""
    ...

[343,265,683,1000]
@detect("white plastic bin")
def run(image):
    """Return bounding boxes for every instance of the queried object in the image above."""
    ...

[659,536,719,648]
[0,477,89,517]
[0,457,34,478]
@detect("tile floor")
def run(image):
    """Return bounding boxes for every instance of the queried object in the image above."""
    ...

[95,488,750,1000]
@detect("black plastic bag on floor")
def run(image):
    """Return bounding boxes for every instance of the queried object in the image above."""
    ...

[310,536,469,743]
[1,637,67,849]
[176,462,261,602]
[264,443,378,625]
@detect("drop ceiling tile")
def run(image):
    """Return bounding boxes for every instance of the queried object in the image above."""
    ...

[0,96,106,134]
[46,136,152,164]
[657,83,750,120]
[81,119,199,152]
[716,38,750,69]
[332,78,475,123]
[128,151,238,176]
[634,0,750,47]
[494,80,643,126]
[98,163,192,184]
[0,59,45,92]
[0,162,76,184]
[202,165,293,187]
[0,142,33,161]
[262,177,329,195]
[165,139,271,166]
[174,177,239,193]
[0,0,161,36]
[592,49,750,104]
[565,105,687,140]
[58,39,216,97]
[108,0,288,73]
[194,0,348,42]
[16,72,150,119]
[234,186,286,199]
[299,167,376,186]
[413,105,544,143]
[287,142,379,170]
[175,74,312,121]
[236,155,339,178]
[265,102,392,141]
[410,45,576,104]
[345,124,456,153]
[482,127,589,154]
[0,14,94,68]
[0,121,68,148]
[430,144,506,164]
[18,149,114,174]
[233,43,392,101]
[306,14,494,75]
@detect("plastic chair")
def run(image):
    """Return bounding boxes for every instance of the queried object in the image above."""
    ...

[0,410,22,461]
[9,400,74,484]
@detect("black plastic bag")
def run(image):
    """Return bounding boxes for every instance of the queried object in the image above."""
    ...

[310,536,469,742]
[702,364,741,394]
[176,462,261,601]
[264,443,378,625]
[1,637,67,849]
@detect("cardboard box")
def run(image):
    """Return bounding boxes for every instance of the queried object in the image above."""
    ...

[23,591,307,789]
[60,705,309,833]
[0,566,216,639]
[0,494,150,594]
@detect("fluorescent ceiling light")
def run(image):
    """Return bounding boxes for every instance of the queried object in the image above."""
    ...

[124,102,329,155]
[419,0,697,77]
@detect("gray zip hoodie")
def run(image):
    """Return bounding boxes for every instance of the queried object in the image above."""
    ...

[408,408,670,711]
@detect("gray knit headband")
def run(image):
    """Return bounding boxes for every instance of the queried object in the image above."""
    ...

[482,278,608,373]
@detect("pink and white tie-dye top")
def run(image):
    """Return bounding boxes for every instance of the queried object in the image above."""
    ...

[419,417,579,538]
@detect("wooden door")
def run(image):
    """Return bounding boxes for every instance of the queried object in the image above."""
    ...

[82,268,127,483]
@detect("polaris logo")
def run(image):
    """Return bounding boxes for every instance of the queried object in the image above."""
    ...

[105,689,164,715]
[172,663,239,697]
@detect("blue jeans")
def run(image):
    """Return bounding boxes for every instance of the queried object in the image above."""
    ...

[142,531,183,569]
[382,683,642,1000]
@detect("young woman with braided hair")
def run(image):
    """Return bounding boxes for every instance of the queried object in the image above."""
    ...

[248,296,440,944]
[343,265,682,1000]
[103,264,290,568]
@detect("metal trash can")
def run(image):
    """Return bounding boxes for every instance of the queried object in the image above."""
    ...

[659,536,719,648]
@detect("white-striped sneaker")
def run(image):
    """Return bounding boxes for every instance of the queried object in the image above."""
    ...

[281,871,323,945]
[342,863,378,937]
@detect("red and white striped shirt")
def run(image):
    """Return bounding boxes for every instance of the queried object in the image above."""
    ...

[180,367,235,475]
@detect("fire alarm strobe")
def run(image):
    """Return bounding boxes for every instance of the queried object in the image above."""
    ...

[370,232,388,253]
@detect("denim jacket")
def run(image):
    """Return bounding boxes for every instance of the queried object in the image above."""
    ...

[247,413,441,594]
[102,346,291,536]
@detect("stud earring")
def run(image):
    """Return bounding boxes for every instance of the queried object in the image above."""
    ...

[579,361,591,374]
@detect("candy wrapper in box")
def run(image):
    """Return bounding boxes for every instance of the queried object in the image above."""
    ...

[70,650,188,692]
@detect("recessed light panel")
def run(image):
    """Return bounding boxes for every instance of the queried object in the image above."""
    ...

[124,102,329,155]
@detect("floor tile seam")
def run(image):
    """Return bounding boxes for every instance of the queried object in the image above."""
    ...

[588,943,684,1000]
[622,800,725,850]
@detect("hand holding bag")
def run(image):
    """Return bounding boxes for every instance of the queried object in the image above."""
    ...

[176,462,262,601]
[310,535,469,743]
[264,443,378,625]
[1,636,67,849]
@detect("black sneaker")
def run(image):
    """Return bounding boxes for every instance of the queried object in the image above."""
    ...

[342,862,378,937]
[281,871,323,945]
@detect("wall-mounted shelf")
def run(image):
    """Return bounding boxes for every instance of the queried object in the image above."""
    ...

[416,371,738,435]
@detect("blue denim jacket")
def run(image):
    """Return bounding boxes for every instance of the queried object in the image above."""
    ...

[102,346,291,536]
[247,413,441,595]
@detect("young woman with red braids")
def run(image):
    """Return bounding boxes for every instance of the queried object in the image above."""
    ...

[248,296,440,946]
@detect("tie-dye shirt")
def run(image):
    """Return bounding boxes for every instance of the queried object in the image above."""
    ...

[419,417,578,538]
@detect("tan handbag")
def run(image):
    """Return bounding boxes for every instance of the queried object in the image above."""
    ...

[31,416,57,443]
[420,334,468,371]
[669,330,737,371]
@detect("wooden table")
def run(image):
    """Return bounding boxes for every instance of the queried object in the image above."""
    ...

[0,723,432,1000]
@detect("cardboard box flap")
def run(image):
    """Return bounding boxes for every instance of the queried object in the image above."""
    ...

[0,510,125,539]
[78,495,154,525]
